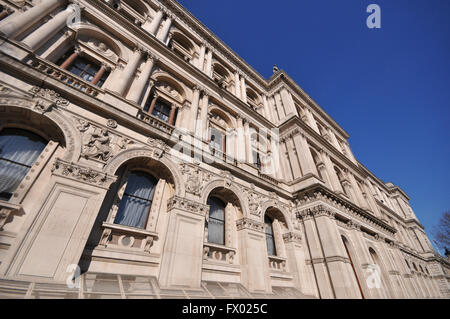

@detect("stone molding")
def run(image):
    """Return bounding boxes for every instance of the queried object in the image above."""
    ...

[295,186,396,235]
[51,158,117,189]
[282,232,302,244]
[167,195,209,216]
[236,218,265,233]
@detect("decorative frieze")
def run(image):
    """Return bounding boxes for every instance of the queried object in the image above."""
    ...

[179,162,212,196]
[297,204,335,220]
[282,232,302,244]
[51,158,117,189]
[236,218,265,233]
[295,186,396,235]
[29,86,70,108]
[167,195,209,216]
[75,117,136,163]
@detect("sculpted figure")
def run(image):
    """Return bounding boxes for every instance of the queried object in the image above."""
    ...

[85,129,112,161]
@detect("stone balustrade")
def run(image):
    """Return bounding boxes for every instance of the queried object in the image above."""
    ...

[99,222,158,254]
[203,242,236,264]
[0,200,22,230]
[268,255,287,272]
[28,56,102,97]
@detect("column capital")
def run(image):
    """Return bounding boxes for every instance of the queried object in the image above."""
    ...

[134,45,145,54]
[101,63,111,71]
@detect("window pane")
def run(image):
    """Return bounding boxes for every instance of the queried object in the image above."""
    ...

[114,171,157,229]
[207,218,224,245]
[264,215,276,256]
[207,197,226,245]
[210,128,223,151]
[266,234,276,256]
[0,129,47,200]
[114,194,151,229]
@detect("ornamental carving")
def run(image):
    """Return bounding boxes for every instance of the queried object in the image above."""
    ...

[51,158,116,188]
[83,128,113,161]
[167,195,209,216]
[29,86,70,108]
[283,232,302,244]
[156,81,183,102]
[297,204,335,220]
[244,188,262,218]
[180,163,212,196]
[76,118,136,163]
[236,218,265,233]
[106,119,118,129]
[147,136,170,159]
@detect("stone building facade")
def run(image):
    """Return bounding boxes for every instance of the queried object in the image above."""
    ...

[0,0,448,299]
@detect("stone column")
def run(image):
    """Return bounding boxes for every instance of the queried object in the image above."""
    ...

[205,47,213,77]
[0,0,62,38]
[197,43,206,71]
[280,88,295,116]
[196,91,209,140]
[274,92,286,119]
[22,4,76,50]
[190,86,201,134]
[90,64,108,86]
[157,14,172,43]
[243,119,253,164]
[285,136,302,179]
[224,203,234,248]
[234,72,241,99]
[159,197,209,289]
[240,74,247,103]
[327,128,341,150]
[313,209,361,298]
[126,54,156,103]
[109,47,143,96]
[167,104,177,126]
[322,152,343,193]
[237,218,272,293]
[147,93,158,115]
[279,140,294,181]
[364,180,382,216]
[305,108,320,133]
[262,95,272,122]
[292,133,318,177]
[59,47,80,70]
[298,209,335,299]
[269,96,279,122]
[144,9,164,35]
[236,116,246,163]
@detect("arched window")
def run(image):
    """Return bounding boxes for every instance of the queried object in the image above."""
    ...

[0,128,47,201]
[56,47,110,87]
[265,214,277,256]
[206,196,226,245]
[114,171,157,229]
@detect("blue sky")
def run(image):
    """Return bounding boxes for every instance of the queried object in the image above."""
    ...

[178,0,450,252]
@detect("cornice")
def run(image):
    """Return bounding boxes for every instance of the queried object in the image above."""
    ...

[279,116,366,177]
[294,184,397,235]
[269,71,349,139]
